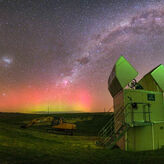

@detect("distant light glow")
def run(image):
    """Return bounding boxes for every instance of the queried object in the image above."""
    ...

[0,86,92,113]
[2,93,6,97]
[0,56,13,67]
[2,57,12,64]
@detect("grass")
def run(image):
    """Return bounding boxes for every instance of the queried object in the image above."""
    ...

[0,112,164,164]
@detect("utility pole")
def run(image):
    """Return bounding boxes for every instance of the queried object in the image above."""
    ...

[48,104,49,115]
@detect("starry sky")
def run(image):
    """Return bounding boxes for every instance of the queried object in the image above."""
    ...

[0,0,164,113]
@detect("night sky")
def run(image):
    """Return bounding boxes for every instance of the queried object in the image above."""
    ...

[0,0,164,113]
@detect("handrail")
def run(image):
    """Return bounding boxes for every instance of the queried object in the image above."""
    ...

[124,102,151,124]
[98,108,123,136]
[97,101,151,148]
[98,102,151,139]
[98,103,130,139]
[98,103,132,136]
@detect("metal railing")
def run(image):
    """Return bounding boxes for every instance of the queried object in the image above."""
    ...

[124,102,151,124]
[97,102,151,146]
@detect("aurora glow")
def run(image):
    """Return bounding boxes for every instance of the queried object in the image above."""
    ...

[0,0,164,113]
[0,85,92,112]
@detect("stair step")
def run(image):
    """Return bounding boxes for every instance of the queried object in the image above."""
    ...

[97,124,129,148]
[97,102,150,148]
[97,104,129,148]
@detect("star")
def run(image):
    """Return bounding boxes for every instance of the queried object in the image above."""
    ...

[0,0,164,113]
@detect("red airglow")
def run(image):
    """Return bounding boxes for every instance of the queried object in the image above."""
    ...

[0,85,92,112]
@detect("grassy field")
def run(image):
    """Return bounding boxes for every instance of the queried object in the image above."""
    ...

[0,112,164,164]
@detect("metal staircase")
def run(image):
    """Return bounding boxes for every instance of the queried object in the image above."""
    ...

[97,105,128,148]
[97,102,151,149]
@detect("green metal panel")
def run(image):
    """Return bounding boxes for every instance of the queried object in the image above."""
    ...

[139,65,164,92]
[123,89,164,123]
[108,56,138,97]
[127,126,154,151]
[151,65,164,91]
[106,55,164,151]
[122,89,164,151]
[156,123,164,149]
[115,56,138,88]
[113,88,164,151]
[139,72,162,92]
[126,122,164,151]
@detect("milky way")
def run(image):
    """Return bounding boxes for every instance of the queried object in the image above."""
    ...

[0,0,164,113]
